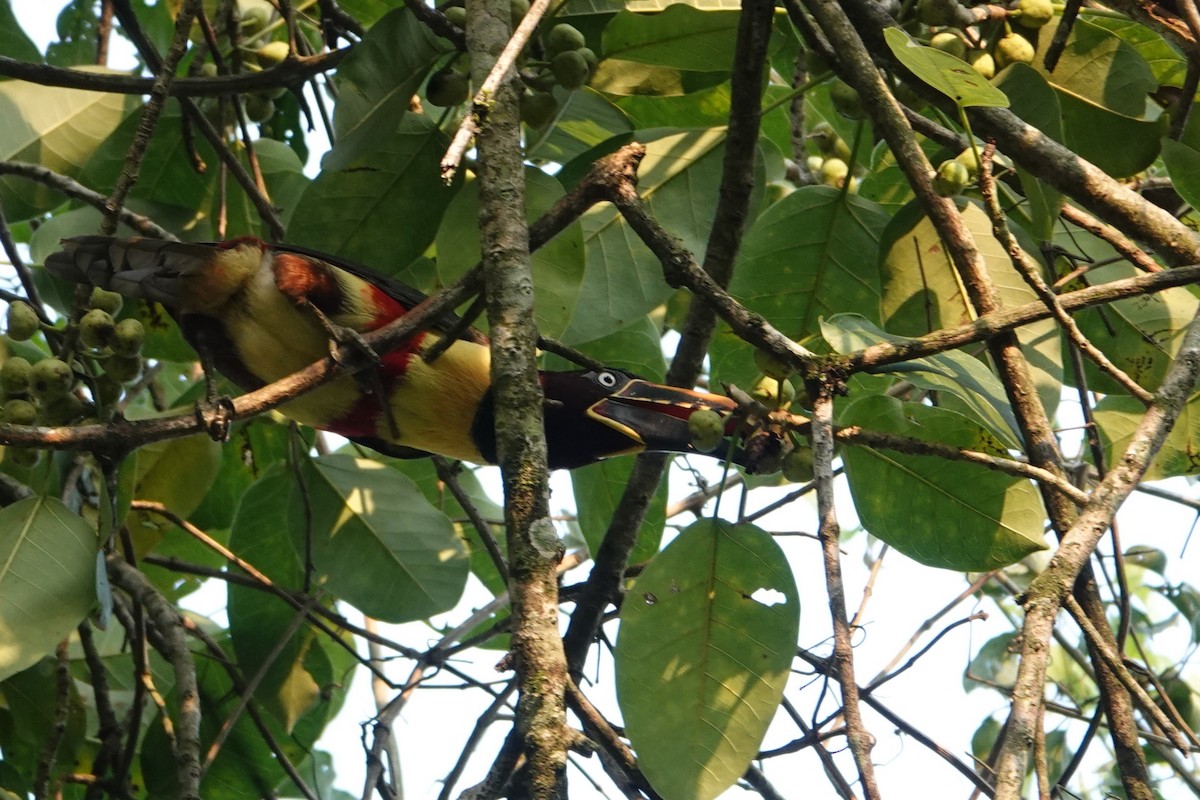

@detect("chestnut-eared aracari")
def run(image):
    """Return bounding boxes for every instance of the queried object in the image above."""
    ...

[46,236,739,470]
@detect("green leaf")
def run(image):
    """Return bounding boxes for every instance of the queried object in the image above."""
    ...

[883,28,1009,108]
[0,70,137,221]
[840,395,1047,571]
[124,434,222,556]
[1061,259,1198,395]
[0,0,41,62]
[964,634,1019,692]
[330,7,453,154]
[602,7,739,72]
[561,128,755,344]
[0,497,99,682]
[228,467,320,730]
[879,199,1062,418]
[291,455,469,623]
[1056,92,1164,179]
[1087,16,1187,88]
[1093,392,1200,479]
[1162,138,1200,214]
[994,65,1063,240]
[437,168,585,339]
[1031,18,1156,118]
[822,314,1021,447]
[287,114,460,281]
[710,185,888,392]
[221,139,310,237]
[616,520,798,800]
[526,87,633,165]
[549,316,669,561]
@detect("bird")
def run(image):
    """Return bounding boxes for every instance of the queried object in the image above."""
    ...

[45,236,740,470]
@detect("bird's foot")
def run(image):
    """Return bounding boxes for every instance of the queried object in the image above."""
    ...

[195,395,236,442]
[302,301,381,371]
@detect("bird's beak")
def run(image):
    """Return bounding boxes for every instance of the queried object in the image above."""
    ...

[586,379,739,458]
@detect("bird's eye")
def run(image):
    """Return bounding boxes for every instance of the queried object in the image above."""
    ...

[596,371,618,388]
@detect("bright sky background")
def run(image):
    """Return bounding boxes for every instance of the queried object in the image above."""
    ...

[8,3,1200,798]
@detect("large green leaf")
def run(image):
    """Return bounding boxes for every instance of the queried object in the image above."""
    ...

[879,199,1062,418]
[290,455,469,623]
[437,168,585,339]
[329,7,453,156]
[287,114,460,281]
[1060,258,1197,395]
[0,0,41,62]
[122,433,222,556]
[1093,393,1200,480]
[616,520,798,800]
[884,28,1009,108]
[221,139,310,237]
[995,65,1063,241]
[0,69,137,221]
[526,87,633,165]
[1087,16,1187,88]
[0,497,99,682]
[1162,138,1200,216]
[822,313,1021,447]
[561,128,755,344]
[1031,18,1156,117]
[549,316,669,561]
[709,185,888,392]
[840,394,1047,571]
[602,7,739,72]
[228,467,322,732]
[1028,18,1163,178]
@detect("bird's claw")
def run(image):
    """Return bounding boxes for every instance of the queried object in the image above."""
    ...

[195,396,236,442]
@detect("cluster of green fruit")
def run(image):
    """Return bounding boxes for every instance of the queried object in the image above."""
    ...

[196,3,290,125]
[921,0,1053,80]
[426,7,597,129]
[1,291,146,463]
[805,122,861,192]
[685,350,815,482]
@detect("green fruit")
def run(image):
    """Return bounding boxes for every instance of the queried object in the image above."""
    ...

[929,31,966,60]
[79,308,116,350]
[550,50,590,89]
[93,375,123,407]
[510,0,530,23]
[444,5,467,27]
[240,4,272,34]
[932,158,971,196]
[104,355,142,384]
[687,408,726,454]
[754,349,792,381]
[917,0,959,26]
[806,155,825,174]
[820,157,849,187]
[968,51,995,79]
[6,301,39,341]
[243,94,276,122]
[40,393,85,425]
[829,79,866,120]
[0,357,32,395]
[751,376,796,409]
[199,62,220,78]
[89,287,124,315]
[1014,0,1054,27]
[520,91,559,128]
[111,318,146,358]
[782,447,815,483]
[3,398,37,425]
[576,47,598,72]
[8,447,41,467]
[31,358,74,400]
[257,41,291,66]
[545,23,586,55]
[995,33,1035,68]
[427,69,471,106]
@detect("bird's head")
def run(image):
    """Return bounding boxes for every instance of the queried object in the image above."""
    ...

[472,368,740,470]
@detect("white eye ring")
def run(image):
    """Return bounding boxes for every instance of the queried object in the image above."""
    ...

[597,371,618,388]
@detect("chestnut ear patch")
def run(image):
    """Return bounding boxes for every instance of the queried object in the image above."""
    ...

[272,253,342,312]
